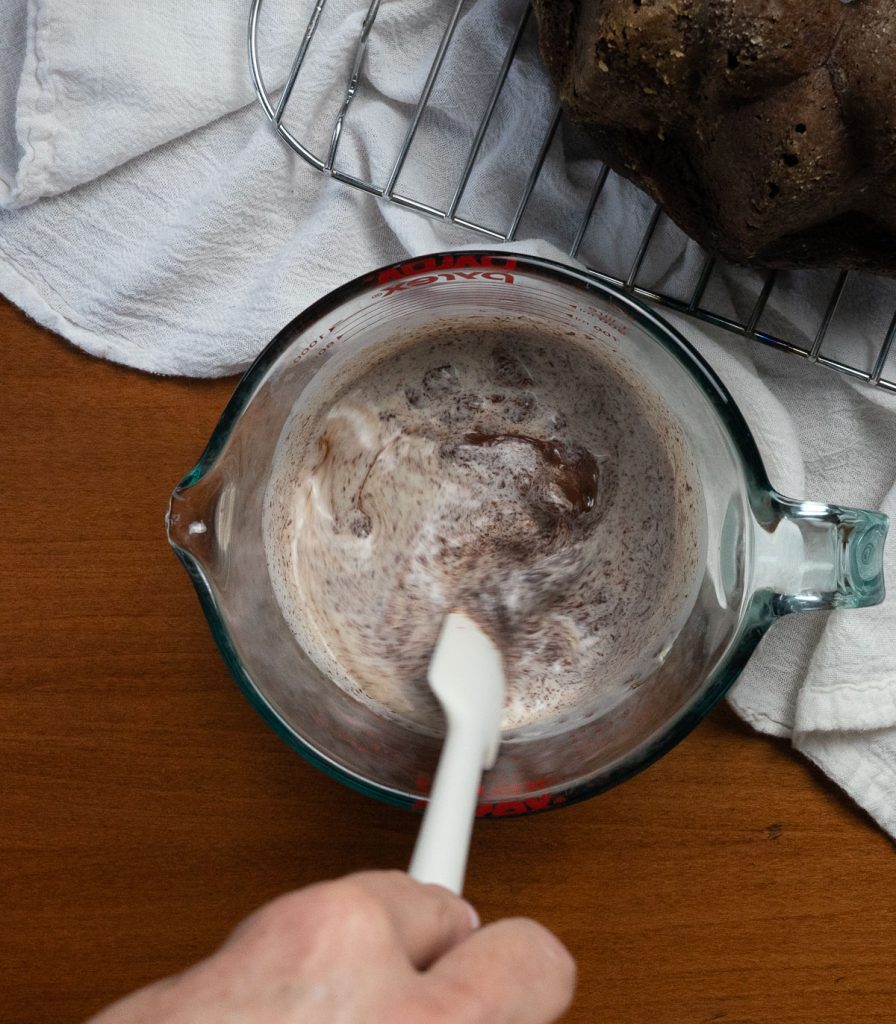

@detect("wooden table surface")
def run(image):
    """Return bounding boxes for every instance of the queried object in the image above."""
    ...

[2,296,893,1024]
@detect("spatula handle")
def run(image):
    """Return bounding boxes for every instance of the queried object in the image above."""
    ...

[408,723,484,894]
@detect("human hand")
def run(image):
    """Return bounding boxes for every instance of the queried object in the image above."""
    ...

[87,870,576,1023]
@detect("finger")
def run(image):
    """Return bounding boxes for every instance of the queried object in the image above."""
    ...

[346,871,480,969]
[425,917,576,1024]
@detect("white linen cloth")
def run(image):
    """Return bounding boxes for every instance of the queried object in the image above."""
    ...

[2,0,895,835]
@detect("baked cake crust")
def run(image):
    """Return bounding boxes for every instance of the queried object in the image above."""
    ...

[533,0,896,274]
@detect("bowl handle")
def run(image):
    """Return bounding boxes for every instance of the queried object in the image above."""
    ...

[753,492,888,614]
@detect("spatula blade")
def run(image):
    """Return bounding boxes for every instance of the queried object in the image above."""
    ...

[428,611,505,769]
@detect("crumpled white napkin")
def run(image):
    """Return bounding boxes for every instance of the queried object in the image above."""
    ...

[2,0,895,835]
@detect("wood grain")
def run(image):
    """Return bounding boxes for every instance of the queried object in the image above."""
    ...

[1,296,893,1024]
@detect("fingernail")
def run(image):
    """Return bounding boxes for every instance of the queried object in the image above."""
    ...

[462,900,480,930]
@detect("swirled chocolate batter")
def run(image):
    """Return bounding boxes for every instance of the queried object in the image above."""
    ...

[264,321,702,734]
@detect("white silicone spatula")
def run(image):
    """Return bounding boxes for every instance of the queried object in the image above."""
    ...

[409,611,505,895]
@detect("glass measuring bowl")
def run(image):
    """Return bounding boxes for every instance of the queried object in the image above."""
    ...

[166,252,887,816]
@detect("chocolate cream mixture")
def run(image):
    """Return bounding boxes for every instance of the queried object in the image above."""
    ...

[264,321,703,734]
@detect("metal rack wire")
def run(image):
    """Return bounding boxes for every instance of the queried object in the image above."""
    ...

[249,0,896,394]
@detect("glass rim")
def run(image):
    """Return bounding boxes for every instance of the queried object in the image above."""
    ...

[170,250,776,815]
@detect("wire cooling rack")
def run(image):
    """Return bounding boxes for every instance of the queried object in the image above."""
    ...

[249,0,896,394]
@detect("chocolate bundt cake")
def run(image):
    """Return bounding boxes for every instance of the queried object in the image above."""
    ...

[533,0,896,274]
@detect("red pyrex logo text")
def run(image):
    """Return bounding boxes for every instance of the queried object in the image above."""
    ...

[412,771,567,817]
[374,254,517,294]
[474,792,568,817]
[411,793,568,817]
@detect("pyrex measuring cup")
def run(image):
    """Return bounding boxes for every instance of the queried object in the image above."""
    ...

[167,252,887,815]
